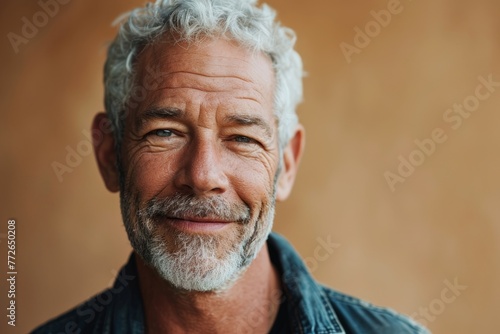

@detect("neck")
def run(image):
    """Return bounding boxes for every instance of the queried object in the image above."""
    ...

[136,243,282,334]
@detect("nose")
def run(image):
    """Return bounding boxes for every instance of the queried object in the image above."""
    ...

[173,137,229,195]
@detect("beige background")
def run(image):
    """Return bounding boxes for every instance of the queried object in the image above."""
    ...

[1,0,499,333]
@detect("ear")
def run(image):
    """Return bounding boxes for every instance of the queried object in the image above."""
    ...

[92,113,120,192]
[276,124,305,201]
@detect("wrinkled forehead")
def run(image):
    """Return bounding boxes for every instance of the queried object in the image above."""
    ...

[133,36,276,94]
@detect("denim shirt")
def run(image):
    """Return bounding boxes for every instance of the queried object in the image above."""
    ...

[32,233,430,334]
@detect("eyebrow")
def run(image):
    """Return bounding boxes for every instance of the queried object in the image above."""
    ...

[224,114,273,139]
[136,107,273,139]
[136,107,183,131]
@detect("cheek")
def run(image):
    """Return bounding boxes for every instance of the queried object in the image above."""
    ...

[125,152,177,199]
[228,154,277,207]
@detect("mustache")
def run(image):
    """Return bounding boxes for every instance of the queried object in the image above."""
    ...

[139,193,251,224]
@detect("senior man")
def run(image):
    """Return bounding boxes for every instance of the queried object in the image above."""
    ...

[34,0,429,333]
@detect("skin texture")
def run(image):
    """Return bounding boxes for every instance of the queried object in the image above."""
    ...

[92,37,305,333]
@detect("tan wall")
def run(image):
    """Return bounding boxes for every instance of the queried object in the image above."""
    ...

[1,0,499,333]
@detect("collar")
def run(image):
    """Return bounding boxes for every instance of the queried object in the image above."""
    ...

[267,233,346,334]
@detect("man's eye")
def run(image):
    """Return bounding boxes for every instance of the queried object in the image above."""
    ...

[234,136,254,143]
[154,129,173,137]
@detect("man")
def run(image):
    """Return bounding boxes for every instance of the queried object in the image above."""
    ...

[33,0,429,333]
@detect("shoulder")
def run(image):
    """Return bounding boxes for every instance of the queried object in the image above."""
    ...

[321,286,431,334]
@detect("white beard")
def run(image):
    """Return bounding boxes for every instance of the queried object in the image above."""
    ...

[149,232,246,291]
[145,205,275,292]
[122,192,276,292]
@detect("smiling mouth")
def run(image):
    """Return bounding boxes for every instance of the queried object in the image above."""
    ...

[163,216,233,233]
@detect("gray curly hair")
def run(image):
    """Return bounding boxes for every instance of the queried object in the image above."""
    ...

[104,0,303,150]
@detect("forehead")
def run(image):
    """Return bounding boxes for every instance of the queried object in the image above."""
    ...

[132,37,276,109]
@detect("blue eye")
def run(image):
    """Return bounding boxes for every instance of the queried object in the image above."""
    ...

[234,136,253,143]
[155,129,173,137]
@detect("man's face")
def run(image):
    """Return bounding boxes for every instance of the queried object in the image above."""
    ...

[117,37,281,291]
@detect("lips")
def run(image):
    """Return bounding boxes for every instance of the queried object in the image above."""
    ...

[169,216,231,223]
[164,216,233,233]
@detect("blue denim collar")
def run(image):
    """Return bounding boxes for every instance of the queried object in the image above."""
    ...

[268,233,346,334]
